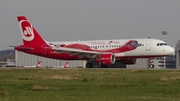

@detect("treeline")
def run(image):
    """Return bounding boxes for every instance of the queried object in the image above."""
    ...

[0,49,15,61]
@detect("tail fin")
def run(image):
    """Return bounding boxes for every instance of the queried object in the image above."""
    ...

[64,62,69,68]
[17,16,46,45]
[36,61,42,68]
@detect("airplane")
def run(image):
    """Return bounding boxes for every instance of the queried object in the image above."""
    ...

[12,16,174,68]
[46,62,70,68]
[17,61,42,68]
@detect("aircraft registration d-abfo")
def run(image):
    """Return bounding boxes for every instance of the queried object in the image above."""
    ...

[46,62,70,68]
[12,16,174,68]
[17,61,42,68]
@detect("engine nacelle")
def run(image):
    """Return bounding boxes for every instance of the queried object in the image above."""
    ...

[96,53,116,65]
[118,58,137,64]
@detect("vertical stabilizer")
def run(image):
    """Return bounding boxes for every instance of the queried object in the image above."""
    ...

[64,62,70,68]
[17,16,46,45]
[36,61,42,68]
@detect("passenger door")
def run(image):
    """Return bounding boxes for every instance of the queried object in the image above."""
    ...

[145,40,151,51]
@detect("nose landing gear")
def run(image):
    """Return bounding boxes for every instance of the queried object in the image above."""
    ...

[149,64,154,68]
[149,58,154,68]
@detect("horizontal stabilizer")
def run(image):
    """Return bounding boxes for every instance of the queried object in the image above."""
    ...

[7,45,33,50]
[16,47,34,50]
[7,45,17,47]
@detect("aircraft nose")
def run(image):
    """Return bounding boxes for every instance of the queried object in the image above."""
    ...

[167,46,174,54]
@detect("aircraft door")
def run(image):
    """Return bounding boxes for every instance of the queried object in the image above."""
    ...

[145,40,151,51]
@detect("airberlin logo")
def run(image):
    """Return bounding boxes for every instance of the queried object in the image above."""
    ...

[19,20,34,41]
[108,41,119,45]
[108,41,113,45]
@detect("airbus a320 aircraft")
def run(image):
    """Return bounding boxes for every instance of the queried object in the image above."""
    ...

[12,16,174,68]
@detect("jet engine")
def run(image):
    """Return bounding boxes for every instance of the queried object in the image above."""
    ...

[96,53,116,65]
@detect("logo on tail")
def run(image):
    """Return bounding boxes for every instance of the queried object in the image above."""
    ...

[19,20,34,41]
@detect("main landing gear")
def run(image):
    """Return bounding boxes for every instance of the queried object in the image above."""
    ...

[86,63,108,68]
[86,63,93,68]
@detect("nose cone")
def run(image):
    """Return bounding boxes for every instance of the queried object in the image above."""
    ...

[167,46,174,55]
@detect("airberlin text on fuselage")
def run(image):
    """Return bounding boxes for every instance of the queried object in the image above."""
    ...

[19,20,34,41]
[88,41,120,45]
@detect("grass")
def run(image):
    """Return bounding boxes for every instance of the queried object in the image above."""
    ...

[0,68,180,101]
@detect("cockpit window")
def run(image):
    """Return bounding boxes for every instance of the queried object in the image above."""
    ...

[157,43,167,46]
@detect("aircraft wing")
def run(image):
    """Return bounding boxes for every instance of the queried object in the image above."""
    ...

[51,47,107,58]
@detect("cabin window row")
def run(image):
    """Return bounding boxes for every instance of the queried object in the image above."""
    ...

[90,44,144,48]
[90,45,122,48]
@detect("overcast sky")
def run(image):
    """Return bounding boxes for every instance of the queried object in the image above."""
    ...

[0,0,180,50]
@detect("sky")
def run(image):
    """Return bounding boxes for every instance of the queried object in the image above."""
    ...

[0,0,180,50]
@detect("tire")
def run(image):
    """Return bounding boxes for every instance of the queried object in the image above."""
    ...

[86,63,93,68]
[149,64,154,68]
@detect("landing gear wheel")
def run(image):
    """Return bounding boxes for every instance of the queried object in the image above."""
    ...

[101,64,108,68]
[149,64,154,68]
[86,63,93,68]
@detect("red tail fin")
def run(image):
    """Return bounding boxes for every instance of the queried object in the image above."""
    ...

[17,16,46,45]
[64,62,69,68]
[36,61,42,68]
